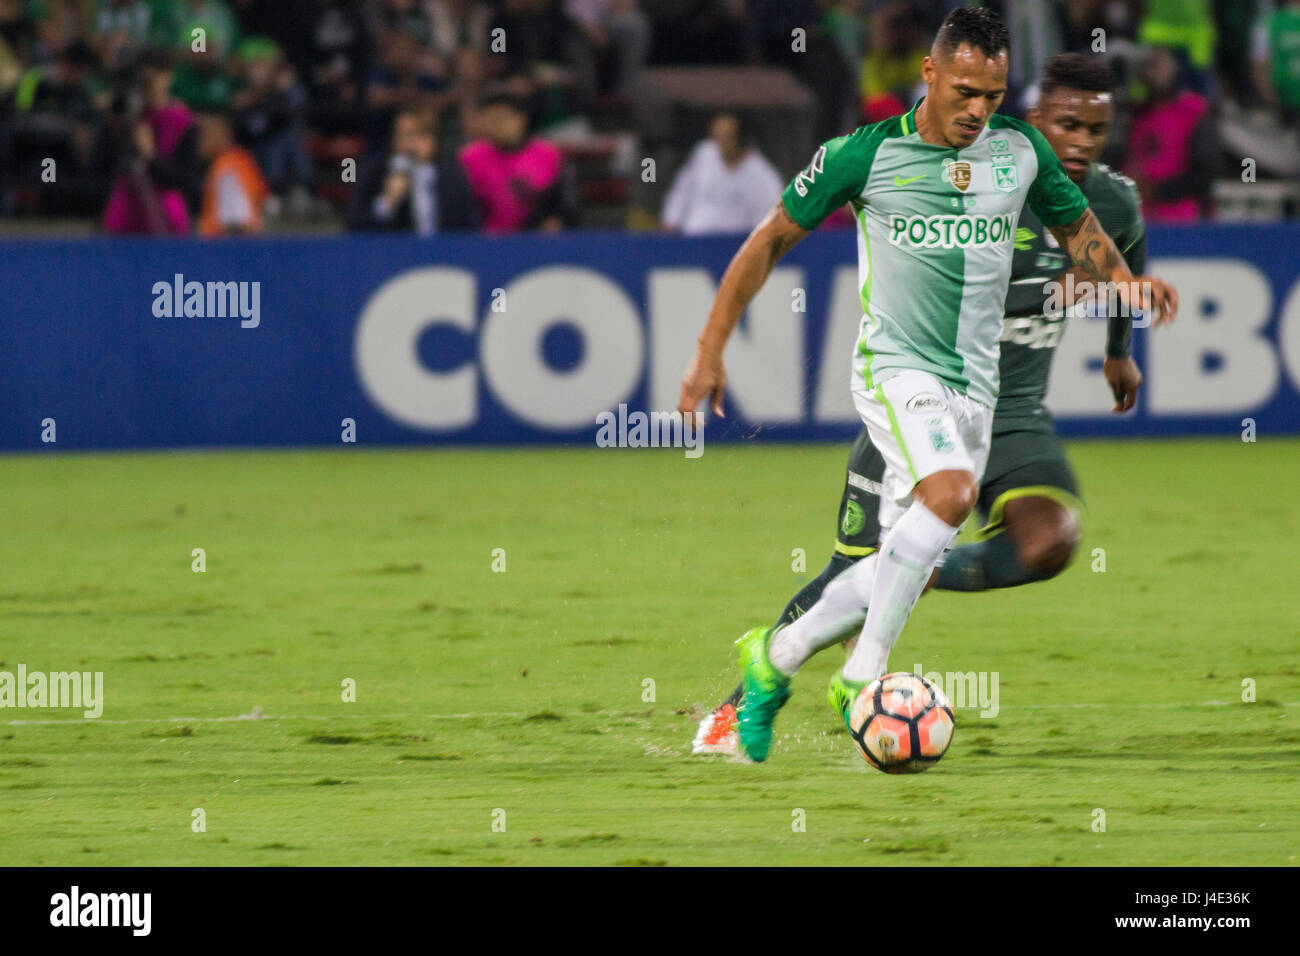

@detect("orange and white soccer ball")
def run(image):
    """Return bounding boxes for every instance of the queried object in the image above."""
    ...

[849,672,955,773]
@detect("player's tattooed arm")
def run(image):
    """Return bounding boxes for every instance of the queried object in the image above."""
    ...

[1049,209,1180,326]
[678,201,810,418]
[1050,208,1124,284]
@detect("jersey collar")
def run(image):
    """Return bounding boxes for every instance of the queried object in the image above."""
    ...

[900,98,923,136]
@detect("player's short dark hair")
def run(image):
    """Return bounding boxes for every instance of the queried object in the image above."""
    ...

[1040,53,1114,97]
[933,7,1009,61]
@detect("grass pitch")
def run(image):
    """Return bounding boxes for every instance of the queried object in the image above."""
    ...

[1,439,1296,866]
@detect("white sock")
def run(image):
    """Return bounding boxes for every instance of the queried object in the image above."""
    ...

[768,553,878,676]
[842,503,959,682]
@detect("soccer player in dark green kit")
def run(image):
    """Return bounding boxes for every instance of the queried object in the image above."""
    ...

[694,52,1151,755]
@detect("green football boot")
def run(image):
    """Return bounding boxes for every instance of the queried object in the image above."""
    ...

[828,671,870,729]
[735,626,791,762]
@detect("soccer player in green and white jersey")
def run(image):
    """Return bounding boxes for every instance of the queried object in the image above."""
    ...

[676,9,1179,763]
[692,53,1151,757]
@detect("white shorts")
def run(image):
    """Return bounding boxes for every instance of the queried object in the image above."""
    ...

[853,369,994,530]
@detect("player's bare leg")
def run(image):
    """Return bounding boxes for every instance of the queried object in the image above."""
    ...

[1001,496,1080,578]
[935,494,1080,590]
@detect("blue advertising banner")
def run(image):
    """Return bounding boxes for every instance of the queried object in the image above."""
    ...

[1,224,1298,451]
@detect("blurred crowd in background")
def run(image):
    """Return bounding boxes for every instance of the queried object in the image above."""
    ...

[1,0,1298,238]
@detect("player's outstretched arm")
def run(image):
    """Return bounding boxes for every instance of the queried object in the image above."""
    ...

[1062,261,1146,414]
[1049,208,1179,326]
[676,201,810,420]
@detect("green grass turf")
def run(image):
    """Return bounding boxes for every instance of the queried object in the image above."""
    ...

[0,438,1296,866]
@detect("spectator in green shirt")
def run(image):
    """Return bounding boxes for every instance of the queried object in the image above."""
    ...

[1252,0,1300,118]
[173,0,238,58]
[169,0,238,110]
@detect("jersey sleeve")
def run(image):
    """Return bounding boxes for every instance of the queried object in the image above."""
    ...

[1021,124,1090,227]
[1122,229,1147,275]
[1116,188,1148,275]
[1107,180,1149,358]
[780,125,881,231]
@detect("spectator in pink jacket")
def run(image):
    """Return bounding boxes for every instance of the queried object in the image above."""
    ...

[102,50,200,235]
[1124,45,1220,222]
[459,93,579,233]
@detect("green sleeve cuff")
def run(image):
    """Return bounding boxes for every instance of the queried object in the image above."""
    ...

[1105,312,1133,359]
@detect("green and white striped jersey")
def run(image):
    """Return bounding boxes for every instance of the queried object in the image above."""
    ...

[781,98,1089,408]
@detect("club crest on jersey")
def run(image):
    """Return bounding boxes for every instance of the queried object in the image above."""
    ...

[993,163,1019,193]
[944,161,972,192]
[841,499,867,537]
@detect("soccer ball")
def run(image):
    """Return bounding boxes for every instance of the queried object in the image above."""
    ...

[849,672,954,773]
